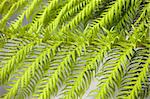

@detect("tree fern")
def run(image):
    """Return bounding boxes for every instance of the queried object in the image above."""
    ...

[0,0,149,99]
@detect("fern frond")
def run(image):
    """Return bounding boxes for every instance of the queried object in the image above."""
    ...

[0,39,38,85]
[0,0,27,29]
[3,41,52,98]
[134,0,150,25]
[117,47,150,99]
[0,32,7,47]
[95,42,134,99]
[45,0,88,35]
[0,0,7,14]
[0,38,32,63]
[62,0,88,24]
[63,52,99,99]
[36,43,83,99]
[0,0,19,16]
[59,45,98,99]
[62,32,118,99]
[0,0,149,98]
[90,12,149,98]
[8,0,42,33]
[84,0,129,38]
[0,4,17,29]
[27,0,63,37]
[43,0,90,38]
[3,41,62,99]
[114,0,143,32]
[128,51,150,99]
[59,0,101,33]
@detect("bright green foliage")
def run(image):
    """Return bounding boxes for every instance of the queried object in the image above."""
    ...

[0,0,150,99]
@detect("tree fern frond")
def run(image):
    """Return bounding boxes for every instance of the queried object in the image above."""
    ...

[127,51,150,99]
[62,0,88,24]
[43,0,103,40]
[31,46,72,98]
[0,0,7,14]
[85,0,134,39]
[61,32,118,99]
[134,0,150,25]
[0,32,7,47]
[0,38,32,63]
[117,47,150,99]
[3,41,62,99]
[0,3,17,29]
[7,41,60,99]
[63,57,96,99]
[58,0,101,33]
[26,0,63,37]
[35,43,84,99]
[0,0,19,16]
[2,41,48,98]
[43,0,90,39]
[0,39,38,85]
[61,46,98,99]
[0,0,28,30]
[0,0,149,98]
[8,0,42,33]
[114,0,143,32]
[95,42,134,99]
[91,13,149,98]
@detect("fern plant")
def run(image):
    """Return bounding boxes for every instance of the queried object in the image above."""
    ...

[0,0,149,99]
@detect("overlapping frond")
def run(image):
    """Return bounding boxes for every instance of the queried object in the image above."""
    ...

[117,47,150,99]
[63,33,118,99]
[36,43,82,99]
[0,0,149,99]
[0,38,36,85]
[3,40,62,99]
[85,0,130,39]
[89,4,149,98]
[0,0,28,29]
[8,0,42,33]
